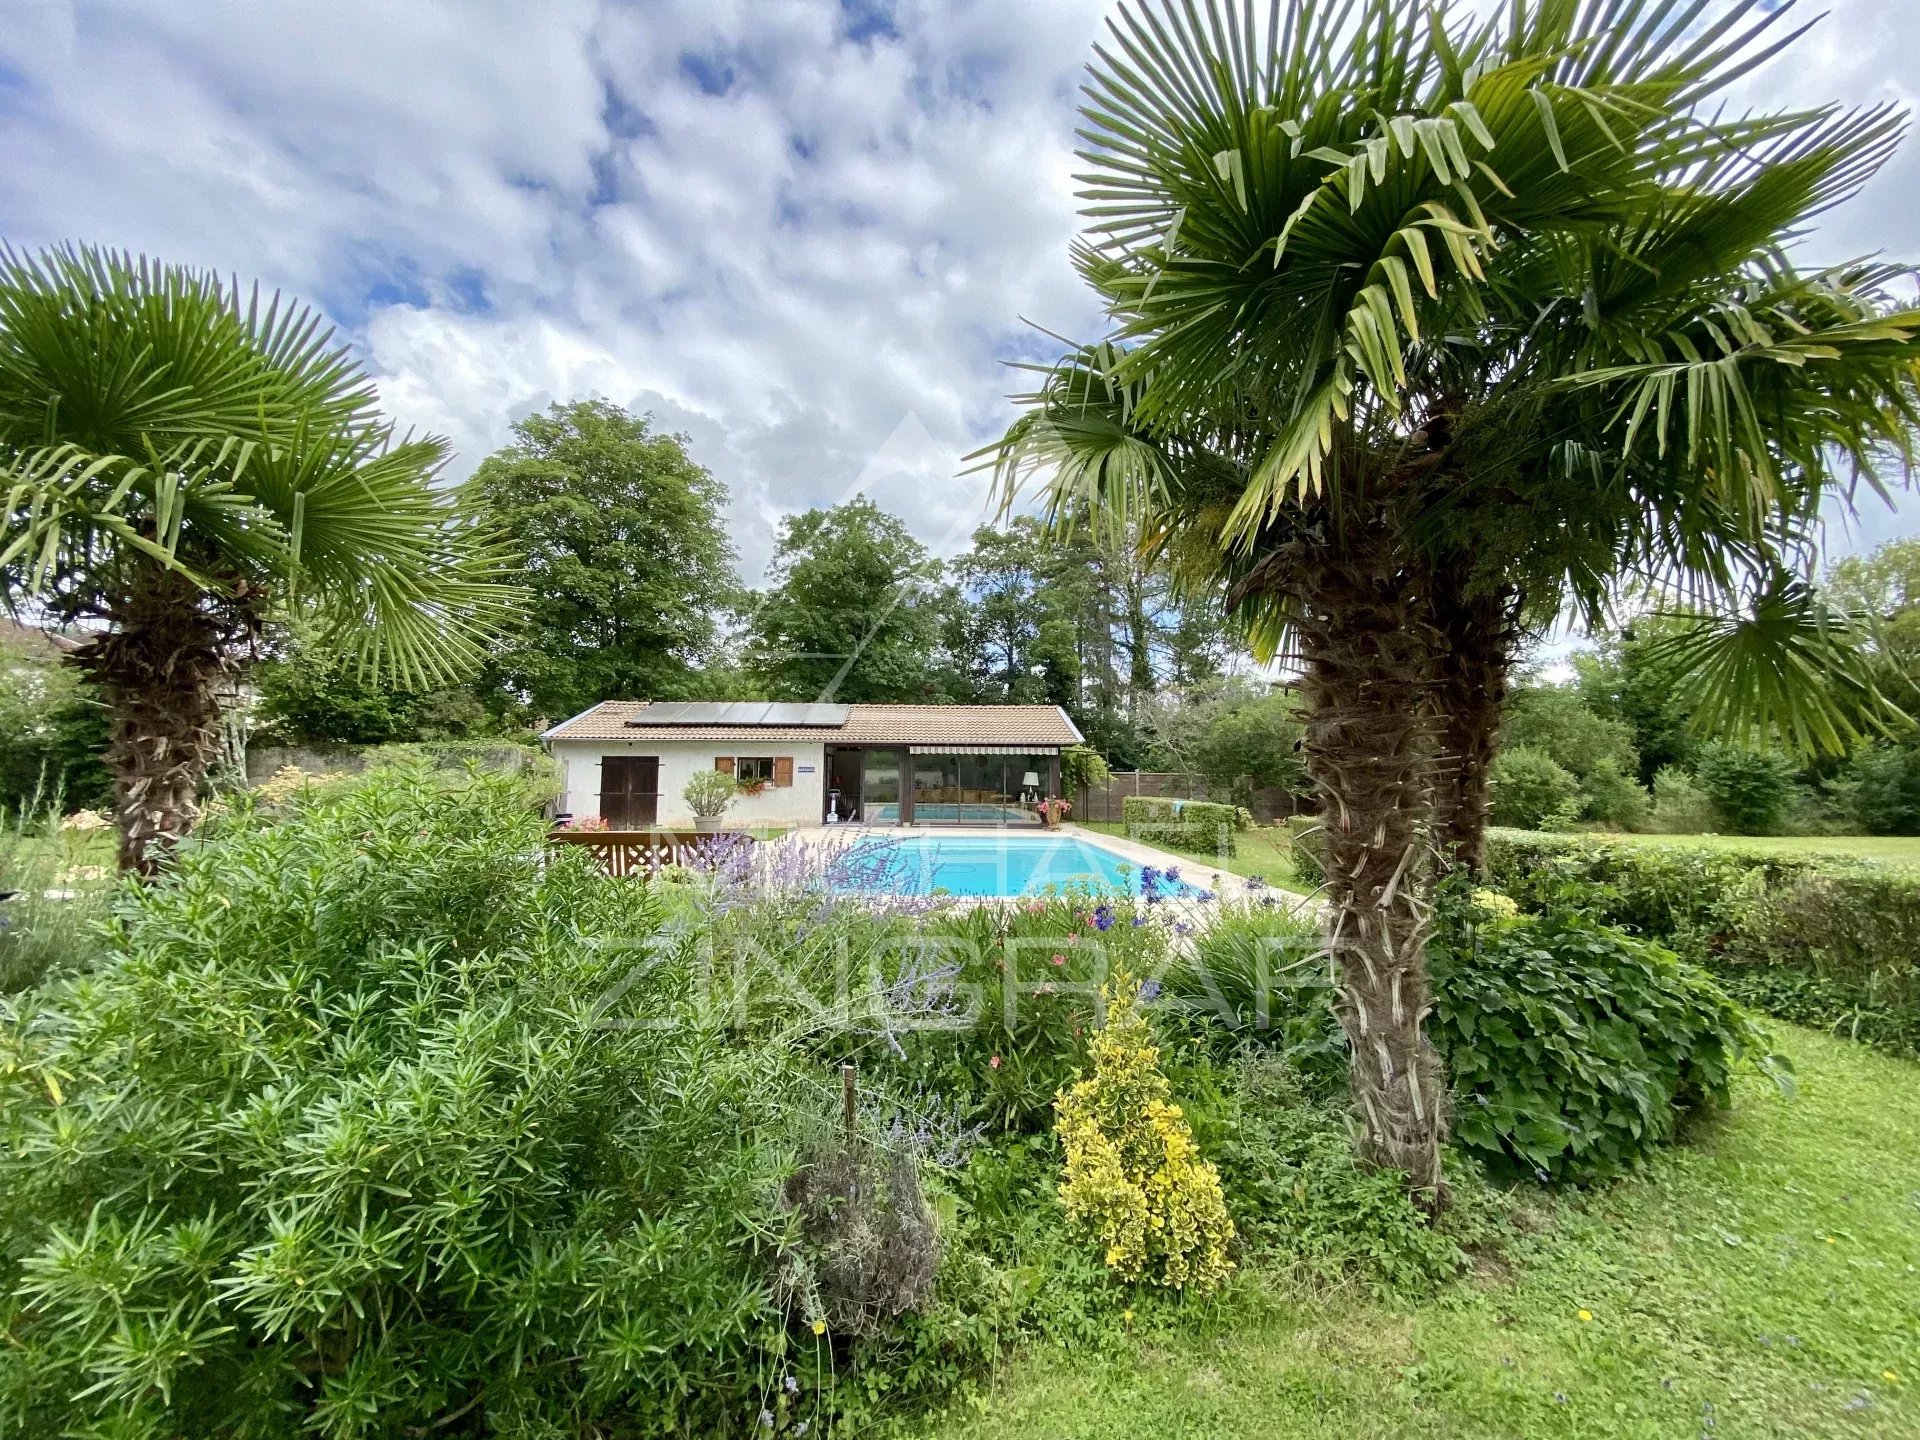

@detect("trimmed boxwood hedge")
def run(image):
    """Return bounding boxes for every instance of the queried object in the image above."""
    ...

[1485,831,1920,1057]
[1119,795,1248,854]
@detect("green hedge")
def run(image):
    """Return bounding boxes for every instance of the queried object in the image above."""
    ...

[1119,795,1247,854]
[1486,831,1920,1056]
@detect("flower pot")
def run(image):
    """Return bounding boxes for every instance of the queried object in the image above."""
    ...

[694,815,724,833]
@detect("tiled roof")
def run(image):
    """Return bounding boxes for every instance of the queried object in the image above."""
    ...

[543,701,1084,747]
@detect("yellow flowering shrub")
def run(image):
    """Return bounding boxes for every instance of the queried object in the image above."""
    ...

[1053,972,1235,1293]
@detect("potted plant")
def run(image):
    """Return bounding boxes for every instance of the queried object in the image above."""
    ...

[1035,796,1071,829]
[684,769,737,832]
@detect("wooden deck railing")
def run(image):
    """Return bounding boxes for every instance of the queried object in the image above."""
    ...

[545,828,749,878]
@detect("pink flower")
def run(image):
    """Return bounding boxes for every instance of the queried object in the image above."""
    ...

[989,1055,1002,1070]
[1051,954,1066,967]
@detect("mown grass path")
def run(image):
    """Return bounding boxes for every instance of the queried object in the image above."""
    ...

[923,1026,1920,1439]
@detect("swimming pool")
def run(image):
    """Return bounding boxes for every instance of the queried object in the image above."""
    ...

[829,833,1198,899]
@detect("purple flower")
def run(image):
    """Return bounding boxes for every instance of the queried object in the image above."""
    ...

[783,1375,800,1396]
[1139,979,1162,1002]
[1131,914,1147,928]
[1091,903,1115,932]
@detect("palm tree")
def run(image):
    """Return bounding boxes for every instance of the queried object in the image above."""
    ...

[0,245,515,872]
[981,0,1920,1204]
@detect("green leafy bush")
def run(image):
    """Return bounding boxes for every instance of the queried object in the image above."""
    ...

[1840,740,1920,834]
[1486,832,1920,1056]
[1644,763,1720,833]
[1580,756,1650,830]
[1060,744,1111,793]
[1429,885,1769,1182]
[1119,795,1246,854]
[1692,744,1799,835]
[0,770,835,1438]
[1489,744,1582,830]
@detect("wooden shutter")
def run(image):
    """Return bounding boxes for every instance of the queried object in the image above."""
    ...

[773,756,794,788]
[715,756,735,775]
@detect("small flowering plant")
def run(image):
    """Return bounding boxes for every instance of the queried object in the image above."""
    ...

[1033,796,1072,827]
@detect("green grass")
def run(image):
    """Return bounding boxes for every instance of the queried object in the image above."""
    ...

[1516,828,1920,866]
[1079,821,1300,890]
[920,1025,1920,1439]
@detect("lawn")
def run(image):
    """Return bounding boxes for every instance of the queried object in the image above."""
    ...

[921,1024,1920,1440]
[1508,828,1920,867]
[1080,820,1301,890]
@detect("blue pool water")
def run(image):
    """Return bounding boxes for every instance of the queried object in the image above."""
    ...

[833,833,1199,899]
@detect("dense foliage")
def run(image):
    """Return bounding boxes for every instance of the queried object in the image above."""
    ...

[0,627,110,816]
[0,772,829,1438]
[1119,796,1249,853]
[467,400,742,724]
[1429,888,1769,1183]
[1488,745,1582,831]
[1487,832,1920,1056]
[1054,974,1235,1292]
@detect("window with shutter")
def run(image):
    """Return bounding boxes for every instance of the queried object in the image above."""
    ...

[773,756,794,788]
[715,757,735,775]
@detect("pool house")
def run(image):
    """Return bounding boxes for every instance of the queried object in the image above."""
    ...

[542,701,1083,829]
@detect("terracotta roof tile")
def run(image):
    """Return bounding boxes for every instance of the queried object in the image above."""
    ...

[543,701,1083,747]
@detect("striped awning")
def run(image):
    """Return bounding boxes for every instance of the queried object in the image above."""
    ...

[908,744,1058,756]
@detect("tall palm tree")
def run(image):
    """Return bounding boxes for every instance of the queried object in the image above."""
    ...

[981,0,1920,1204]
[0,245,515,872]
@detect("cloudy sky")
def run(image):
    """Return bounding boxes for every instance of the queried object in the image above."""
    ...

[2,0,1918,587]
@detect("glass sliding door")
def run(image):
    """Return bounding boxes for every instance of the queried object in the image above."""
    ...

[902,753,1048,825]
[861,750,903,823]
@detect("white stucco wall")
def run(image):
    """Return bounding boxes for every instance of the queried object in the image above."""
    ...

[553,739,827,828]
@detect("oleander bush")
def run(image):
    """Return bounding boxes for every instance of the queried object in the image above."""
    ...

[0,770,834,1439]
[1486,831,1920,1056]
[1119,795,1248,854]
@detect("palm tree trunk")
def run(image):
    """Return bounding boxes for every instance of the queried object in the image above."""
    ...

[72,570,230,875]
[1292,494,1448,1211]
[1428,571,1518,876]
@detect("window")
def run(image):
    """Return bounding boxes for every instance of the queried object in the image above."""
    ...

[736,756,776,784]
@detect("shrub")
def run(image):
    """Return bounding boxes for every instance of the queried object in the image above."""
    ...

[1580,756,1649,830]
[0,769,839,1438]
[1485,831,1920,1057]
[1842,741,1920,835]
[1502,683,1640,784]
[1120,795,1246,854]
[1054,973,1235,1293]
[1692,744,1799,834]
[1206,1055,1491,1291]
[1429,884,1770,1183]
[1644,763,1720,833]
[1489,745,1582,830]
[777,1121,940,1339]
[684,765,737,818]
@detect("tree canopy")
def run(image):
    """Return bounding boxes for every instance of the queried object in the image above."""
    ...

[467,401,741,725]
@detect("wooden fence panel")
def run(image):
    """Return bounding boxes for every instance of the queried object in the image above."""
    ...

[546,829,748,878]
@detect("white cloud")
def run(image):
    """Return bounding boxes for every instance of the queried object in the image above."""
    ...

[1,0,1917,589]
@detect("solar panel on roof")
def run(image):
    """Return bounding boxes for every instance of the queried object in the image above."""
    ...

[625,701,849,727]
[762,703,850,726]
